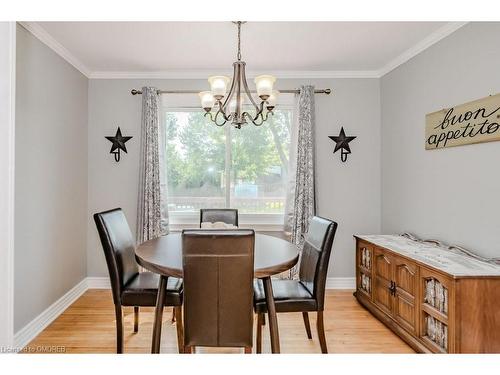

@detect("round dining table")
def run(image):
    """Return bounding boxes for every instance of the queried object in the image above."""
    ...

[135,232,299,354]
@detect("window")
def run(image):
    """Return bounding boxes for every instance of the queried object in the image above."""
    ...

[162,106,292,223]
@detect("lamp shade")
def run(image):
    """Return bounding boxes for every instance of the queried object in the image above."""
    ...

[254,75,276,98]
[208,76,230,98]
[267,90,280,108]
[199,91,215,109]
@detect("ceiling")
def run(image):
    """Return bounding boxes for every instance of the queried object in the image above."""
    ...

[26,22,465,78]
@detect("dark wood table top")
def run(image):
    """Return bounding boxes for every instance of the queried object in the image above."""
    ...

[135,232,299,279]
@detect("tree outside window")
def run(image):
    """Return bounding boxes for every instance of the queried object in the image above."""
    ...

[163,109,291,215]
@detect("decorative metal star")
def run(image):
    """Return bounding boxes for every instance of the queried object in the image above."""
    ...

[105,127,132,162]
[329,127,357,162]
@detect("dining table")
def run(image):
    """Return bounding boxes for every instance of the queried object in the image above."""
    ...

[135,232,299,354]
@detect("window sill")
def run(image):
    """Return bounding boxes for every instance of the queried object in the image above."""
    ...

[168,212,285,232]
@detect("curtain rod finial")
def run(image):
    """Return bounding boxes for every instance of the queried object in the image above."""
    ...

[324,89,331,95]
[131,89,141,95]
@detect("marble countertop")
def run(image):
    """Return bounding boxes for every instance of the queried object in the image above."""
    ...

[355,234,500,277]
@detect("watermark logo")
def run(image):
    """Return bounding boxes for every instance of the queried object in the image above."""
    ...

[1,345,66,353]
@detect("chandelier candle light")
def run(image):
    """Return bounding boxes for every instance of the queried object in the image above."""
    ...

[199,21,279,128]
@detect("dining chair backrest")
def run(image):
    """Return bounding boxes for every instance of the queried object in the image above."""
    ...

[199,208,239,227]
[94,208,139,305]
[298,216,338,310]
[182,229,255,348]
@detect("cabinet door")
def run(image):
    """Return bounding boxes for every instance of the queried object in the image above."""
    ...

[356,241,373,299]
[393,256,419,334]
[420,267,454,353]
[373,247,393,315]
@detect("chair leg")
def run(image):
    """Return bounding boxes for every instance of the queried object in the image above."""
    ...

[302,312,312,339]
[184,345,192,354]
[133,306,139,333]
[171,307,176,324]
[174,306,184,354]
[262,313,266,326]
[115,305,124,354]
[262,277,280,353]
[244,346,252,354]
[256,313,264,354]
[316,311,328,354]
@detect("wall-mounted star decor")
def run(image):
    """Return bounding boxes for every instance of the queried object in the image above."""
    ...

[329,127,357,162]
[105,127,132,162]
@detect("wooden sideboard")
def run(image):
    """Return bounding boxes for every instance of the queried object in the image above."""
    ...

[354,235,500,353]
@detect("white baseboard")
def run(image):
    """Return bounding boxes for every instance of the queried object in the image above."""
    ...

[86,277,111,289]
[13,278,88,351]
[13,275,355,351]
[326,277,356,290]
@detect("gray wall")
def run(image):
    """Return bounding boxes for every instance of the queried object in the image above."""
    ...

[15,24,88,332]
[87,78,381,278]
[381,22,500,257]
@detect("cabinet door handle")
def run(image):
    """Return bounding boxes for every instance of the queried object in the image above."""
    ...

[389,281,397,296]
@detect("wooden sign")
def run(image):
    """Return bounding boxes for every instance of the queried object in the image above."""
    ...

[425,93,500,150]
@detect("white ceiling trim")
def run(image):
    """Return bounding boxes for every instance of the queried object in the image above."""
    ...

[378,22,468,77]
[88,70,380,79]
[18,22,91,77]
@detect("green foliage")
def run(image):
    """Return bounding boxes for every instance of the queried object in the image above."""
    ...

[232,110,291,182]
[164,110,291,197]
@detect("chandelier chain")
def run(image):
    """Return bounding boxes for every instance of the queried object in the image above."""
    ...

[237,21,242,61]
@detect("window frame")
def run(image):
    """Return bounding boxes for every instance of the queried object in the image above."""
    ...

[161,105,293,230]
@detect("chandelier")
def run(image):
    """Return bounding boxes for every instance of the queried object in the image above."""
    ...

[199,21,279,129]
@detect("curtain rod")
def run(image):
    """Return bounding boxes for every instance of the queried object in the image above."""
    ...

[130,88,331,95]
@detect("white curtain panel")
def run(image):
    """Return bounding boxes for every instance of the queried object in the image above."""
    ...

[284,85,317,278]
[136,87,168,245]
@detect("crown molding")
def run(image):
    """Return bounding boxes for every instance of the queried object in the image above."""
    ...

[18,22,91,78]
[21,21,467,81]
[378,22,468,77]
[88,70,380,79]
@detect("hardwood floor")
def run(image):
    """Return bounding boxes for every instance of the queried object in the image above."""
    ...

[24,289,414,354]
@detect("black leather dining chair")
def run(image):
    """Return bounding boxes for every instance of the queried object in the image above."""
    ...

[181,229,255,353]
[253,216,338,353]
[94,208,184,353]
[199,208,239,227]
